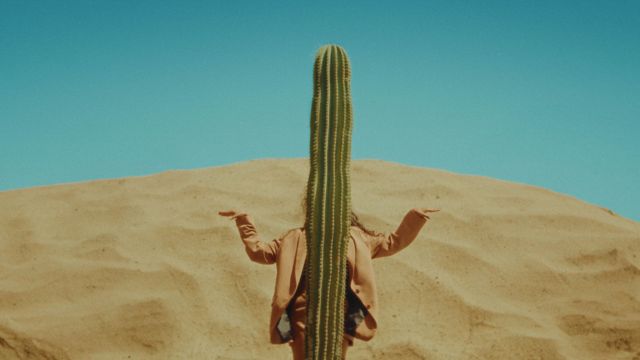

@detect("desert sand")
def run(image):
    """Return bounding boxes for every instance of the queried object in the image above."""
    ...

[0,158,638,360]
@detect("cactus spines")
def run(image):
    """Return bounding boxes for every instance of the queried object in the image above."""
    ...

[304,44,353,360]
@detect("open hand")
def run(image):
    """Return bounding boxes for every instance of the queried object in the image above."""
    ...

[218,210,248,220]
[416,208,440,219]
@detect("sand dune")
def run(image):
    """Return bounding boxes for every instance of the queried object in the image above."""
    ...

[0,158,638,359]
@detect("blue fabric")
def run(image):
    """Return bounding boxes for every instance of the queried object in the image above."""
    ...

[277,263,366,342]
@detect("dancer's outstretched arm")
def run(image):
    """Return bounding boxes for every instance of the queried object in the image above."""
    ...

[219,210,289,265]
[365,208,439,259]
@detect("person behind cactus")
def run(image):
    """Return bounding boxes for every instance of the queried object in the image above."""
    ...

[219,44,439,359]
[218,203,438,359]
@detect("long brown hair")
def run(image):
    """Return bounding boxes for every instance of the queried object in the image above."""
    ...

[299,190,381,237]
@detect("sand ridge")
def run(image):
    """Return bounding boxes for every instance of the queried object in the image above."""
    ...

[0,158,638,359]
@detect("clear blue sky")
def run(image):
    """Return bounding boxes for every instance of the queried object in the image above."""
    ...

[1,1,638,221]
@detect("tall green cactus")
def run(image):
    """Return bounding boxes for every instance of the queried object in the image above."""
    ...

[304,44,353,360]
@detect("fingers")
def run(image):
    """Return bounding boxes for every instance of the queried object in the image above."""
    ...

[422,208,440,213]
[418,208,440,220]
[218,210,249,222]
[218,210,237,217]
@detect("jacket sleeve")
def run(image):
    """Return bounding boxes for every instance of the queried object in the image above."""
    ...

[231,213,287,265]
[366,208,429,259]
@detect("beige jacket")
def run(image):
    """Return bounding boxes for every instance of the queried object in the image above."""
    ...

[231,208,430,344]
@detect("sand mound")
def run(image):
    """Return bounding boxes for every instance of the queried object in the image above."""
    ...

[0,158,638,359]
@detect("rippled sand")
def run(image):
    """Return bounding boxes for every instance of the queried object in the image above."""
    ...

[0,158,638,359]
